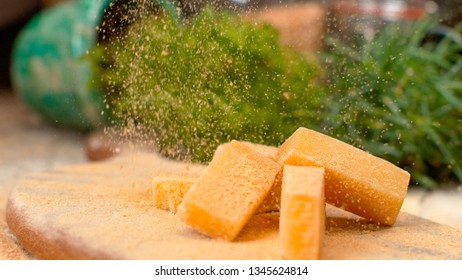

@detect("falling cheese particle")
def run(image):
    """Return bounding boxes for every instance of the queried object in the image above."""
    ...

[276,127,410,226]
[177,140,280,241]
[280,165,325,260]
[152,176,197,213]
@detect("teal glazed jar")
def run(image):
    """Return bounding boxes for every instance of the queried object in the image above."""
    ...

[11,0,180,131]
[11,0,114,131]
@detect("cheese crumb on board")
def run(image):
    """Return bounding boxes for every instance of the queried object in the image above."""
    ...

[177,140,281,241]
[276,127,410,226]
[152,176,197,213]
[280,165,325,260]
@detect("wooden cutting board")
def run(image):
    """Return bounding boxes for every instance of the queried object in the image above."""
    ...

[6,153,462,259]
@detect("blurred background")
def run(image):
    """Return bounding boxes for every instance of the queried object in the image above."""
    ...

[2,0,462,90]
[0,0,70,88]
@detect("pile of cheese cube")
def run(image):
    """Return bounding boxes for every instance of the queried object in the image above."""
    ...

[152,127,410,259]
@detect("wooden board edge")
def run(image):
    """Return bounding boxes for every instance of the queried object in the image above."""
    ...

[6,197,116,260]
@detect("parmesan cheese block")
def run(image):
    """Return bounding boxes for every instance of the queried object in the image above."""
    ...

[256,172,282,213]
[235,141,281,213]
[276,127,410,226]
[152,176,197,213]
[280,165,325,260]
[177,140,281,241]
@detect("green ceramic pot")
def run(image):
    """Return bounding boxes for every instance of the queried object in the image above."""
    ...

[11,0,179,131]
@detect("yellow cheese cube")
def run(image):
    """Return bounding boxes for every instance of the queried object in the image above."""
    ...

[220,141,281,213]
[256,173,282,213]
[152,176,197,213]
[280,165,325,260]
[177,140,281,241]
[212,141,282,214]
[276,127,410,226]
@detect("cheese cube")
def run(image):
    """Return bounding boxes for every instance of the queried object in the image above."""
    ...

[152,176,197,213]
[241,142,281,213]
[256,172,282,213]
[280,165,325,260]
[177,140,280,241]
[276,127,410,226]
[220,141,281,213]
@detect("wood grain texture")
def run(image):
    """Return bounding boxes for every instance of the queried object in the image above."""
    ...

[6,153,462,259]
